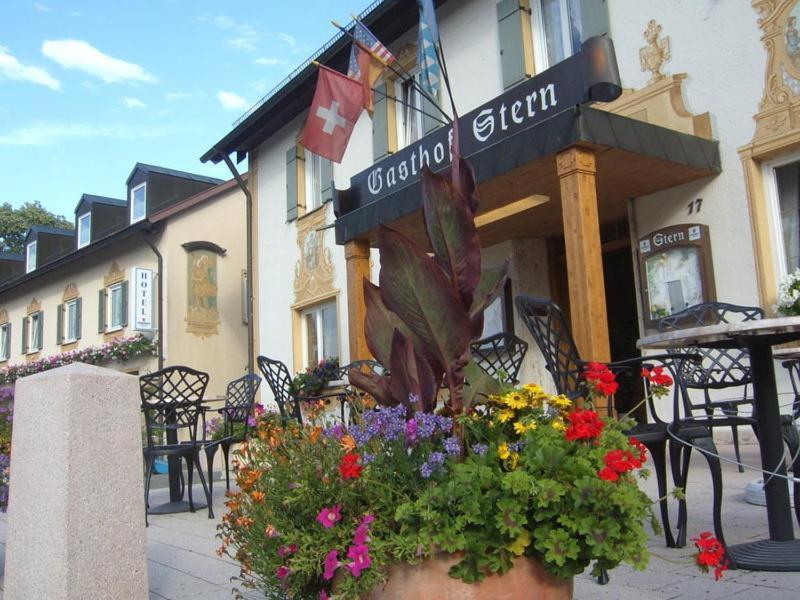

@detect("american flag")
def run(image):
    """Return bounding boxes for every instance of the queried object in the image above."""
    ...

[347,20,395,79]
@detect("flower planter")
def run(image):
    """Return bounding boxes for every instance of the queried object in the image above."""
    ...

[368,553,573,600]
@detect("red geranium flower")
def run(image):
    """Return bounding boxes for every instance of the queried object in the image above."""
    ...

[691,531,728,580]
[642,366,673,387]
[565,409,605,441]
[583,362,619,397]
[598,466,619,482]
[339,452,363,479]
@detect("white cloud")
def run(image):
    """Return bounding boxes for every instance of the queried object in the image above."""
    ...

[0,46,60,90]
[123,96,146,109]
[217,90,249,111]
[278,32,297,48]
[165,91,196,102]
[254,56,288,67]
[41,39,156,84]
[0,122,166,146]
[33,3,51,12]
[199,14,260,51]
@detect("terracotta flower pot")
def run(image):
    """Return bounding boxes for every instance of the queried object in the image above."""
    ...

[368,553,573,600]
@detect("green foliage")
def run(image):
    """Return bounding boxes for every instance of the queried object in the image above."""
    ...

[0,201,73,254]
[291,357,340,397]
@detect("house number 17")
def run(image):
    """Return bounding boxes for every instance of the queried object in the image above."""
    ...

[687,198,703,215]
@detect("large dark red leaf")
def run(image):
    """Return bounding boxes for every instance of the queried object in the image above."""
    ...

[348,368,397,407]
[387,330,437,412]
[469,262,510,336]
[421,166,481,309]
[378,224,472,391]
[463,359,501,409]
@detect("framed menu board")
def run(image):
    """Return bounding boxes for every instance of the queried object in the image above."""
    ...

[637,224,716,328]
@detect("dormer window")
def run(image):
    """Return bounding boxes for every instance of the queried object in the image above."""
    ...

[26,241,37,273]
[77,212,91,248]
[131,183,146,223]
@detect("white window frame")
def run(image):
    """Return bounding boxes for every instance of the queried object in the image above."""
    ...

[26,241,37,273]
[77,211,91,248]
[304,149,324,212]
[108,282,125,332]
[530,0,577,74]
[762,149,800,289]
[394,74,425,150]
[63,298,79,343]
[130,183,147,223]
[301,301,339,369]
[28,312,42,353]
[0,323,8,361]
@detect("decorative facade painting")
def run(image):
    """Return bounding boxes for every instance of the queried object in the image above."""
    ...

[185,250,220,337]
[294,205,335,305]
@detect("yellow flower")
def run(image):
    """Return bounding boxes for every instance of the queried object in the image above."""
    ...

[508,452,520,470]
[507,531,532,555]
[497,409,515,423]
[502,392,527,410]
[513,420,538,435]
[498,442,511,460]
[551,417,566,431]
[523,384,544,395]
[549,395,572,410]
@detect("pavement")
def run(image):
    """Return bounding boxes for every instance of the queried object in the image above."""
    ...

[0,442,798,598]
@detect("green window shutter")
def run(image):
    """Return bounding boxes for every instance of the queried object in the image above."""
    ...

[56,303,63,345]
[286,147,300,222]
[5,323,11,360]
[75,297,82,340]
[372,82,390,161]
[497,0,528,89]
[578,0,609,41]
[21,317,28,354]
[98,289,106,333]
[36,311,43,349]
[320,158,333,204]
[120,281,129,327]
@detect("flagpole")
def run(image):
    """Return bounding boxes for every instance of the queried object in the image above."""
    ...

[333,19,452,124]
[370,86,449,126]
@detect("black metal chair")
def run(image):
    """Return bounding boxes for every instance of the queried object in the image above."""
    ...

[781,358,800,419]
[339,359,387,423]
[515,295,723,552]
[203,373,261,497]
[256,356,303,424]
[470,332,528,385]
[140,366,214,523]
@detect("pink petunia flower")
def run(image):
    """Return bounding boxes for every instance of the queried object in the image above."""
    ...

[323,549,339,581]
[316,505,342,529]
[276,565,290,580]
[346,544,372,577]
[353,523,370,546]
[277,543,298,558]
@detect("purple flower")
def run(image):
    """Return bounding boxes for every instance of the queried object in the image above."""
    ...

[323,549,339,580]
[276,565,290,580]
[353,523,370,545]
[471,443,488,456]
[443,436,461,456]
[405,419,418,443]
[420,462,434,479]
[429,451,445,465]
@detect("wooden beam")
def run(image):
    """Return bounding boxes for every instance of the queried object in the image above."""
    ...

[556,147,611,367]
[345,239,372,362]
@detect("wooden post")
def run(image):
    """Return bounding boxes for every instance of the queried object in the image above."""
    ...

[345,239,372,362]
[556,147,611,366]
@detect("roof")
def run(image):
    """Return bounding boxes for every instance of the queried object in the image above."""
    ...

[125,162,225,187]
[24,225,75,244]
[201,0,446,164]
[149,176,244,222]
[77,194,126,211]
[0,253,23,262]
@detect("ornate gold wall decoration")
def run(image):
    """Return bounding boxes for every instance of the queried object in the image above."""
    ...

[26,298,41,316]
[294,204,335,306]
[62,283,79,302]
[104,261,124,287]
[640,20,671,85]
[185,249,220,338]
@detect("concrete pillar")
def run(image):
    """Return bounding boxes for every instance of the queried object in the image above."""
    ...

[4,363,148,599]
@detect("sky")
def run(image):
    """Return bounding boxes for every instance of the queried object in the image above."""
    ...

[0,0,365,220]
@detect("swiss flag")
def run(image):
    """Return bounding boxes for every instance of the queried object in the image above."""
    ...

[300,65,364,163]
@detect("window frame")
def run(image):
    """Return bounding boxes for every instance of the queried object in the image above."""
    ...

[0,323,9,361]
[300,301,339,369]
[762,149,800,288]
[77,211,91,248]
[63,298,80,343]
[394,73,425,150]
[28,311,42,353]
[26,240,37,273]
[107,282,125,332]
[530,0,579,74]
[304,149,324,212]
[130,183,147,223]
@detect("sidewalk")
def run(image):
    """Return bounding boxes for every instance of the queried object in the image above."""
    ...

[0,442,799,598]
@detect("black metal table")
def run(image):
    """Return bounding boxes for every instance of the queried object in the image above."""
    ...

[639,316,800,571]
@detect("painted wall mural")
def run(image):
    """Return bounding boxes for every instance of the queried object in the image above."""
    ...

[185,250,220,337]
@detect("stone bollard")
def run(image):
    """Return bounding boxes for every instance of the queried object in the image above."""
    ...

[4,363,148,599]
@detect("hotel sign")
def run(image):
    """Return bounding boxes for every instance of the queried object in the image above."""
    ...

[347,37,622,208]
[132,267,154,331]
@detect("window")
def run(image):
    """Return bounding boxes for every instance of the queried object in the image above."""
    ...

[77,212,91,248]
[27,312,42,353]
[0,323,9,361]
[304,149,324,211]
[765,154,800,282]
[395,74,424,149]
[60,298,81,343]
[131,183,146,223]
[109,283,126,330]
[26,241,37,273]
[530,0,582,73]
[302,301,338,368]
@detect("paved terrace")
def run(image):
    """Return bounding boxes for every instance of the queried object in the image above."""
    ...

[0,442,799,598]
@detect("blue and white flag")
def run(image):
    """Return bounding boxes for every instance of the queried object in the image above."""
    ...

[417,0,441,97]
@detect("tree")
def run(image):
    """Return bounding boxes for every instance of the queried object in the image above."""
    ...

[0,201,73,254]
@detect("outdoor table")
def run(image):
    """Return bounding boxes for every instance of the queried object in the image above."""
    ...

[638,316,800,571]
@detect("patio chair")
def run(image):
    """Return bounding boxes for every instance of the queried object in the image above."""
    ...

[514,295,723,552]
[339,359,387,423]
[470,332,528,385]
[140,366,214,523]
[256,355,303,424]
[203,373,261,497]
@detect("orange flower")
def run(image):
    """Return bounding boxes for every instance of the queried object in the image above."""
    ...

[236,516,254,528]
[340,434,357,452]
[309,426,323,444]
[251,490,265,503]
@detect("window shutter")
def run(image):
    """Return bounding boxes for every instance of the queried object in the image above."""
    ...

[120,281,129,327]
[372,82,390,161]
[578,0,609,41]
[75,297,82,340]
[98,289,106,333]
[3,323,10,360]
[36,312,43,350]
[497,0,529,89]
[56,303,63,345]
[286,147,300,222]
[21,317,28,354]
[320,158,333,204]
[422,94,441,136]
